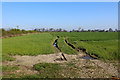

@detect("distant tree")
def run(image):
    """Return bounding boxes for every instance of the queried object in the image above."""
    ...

[63,29,67,32]
[81,29,84,32]
[109,28,113,32]
[102,29,105,32]
[72,29,75,32]
[88,29,91,32]
[2,28,5,31]
[10,28,20,31]
[118,30,120,32]
[22,29,26,32]
[98,29,105,32]
[55,29,58,32]
[41,28,45,32]
[45,29,48,32]
[106,30,109,32]
[34,28,37,31]
[49,28,54,32]
[17,26,19,29]
[58,28,62,32]
[39,28,41,32]
[115,29,118,32]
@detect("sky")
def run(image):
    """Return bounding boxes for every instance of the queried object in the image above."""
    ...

[2,2,118,31]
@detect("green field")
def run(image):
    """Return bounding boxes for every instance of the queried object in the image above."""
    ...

[2,32,119,78]
[51,32,118,41]
[2,33,56,61]
[51,32,119,60]
[2,32,119,61]
[57,37,77,54]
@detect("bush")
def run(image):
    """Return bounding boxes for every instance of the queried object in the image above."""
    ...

[2,28,37,37]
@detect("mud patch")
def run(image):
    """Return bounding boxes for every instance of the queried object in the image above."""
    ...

[53,36,61,52]
[2,53,119,78]
[5,53,85,67]
[64,37,95,60]
[62,59,119,78]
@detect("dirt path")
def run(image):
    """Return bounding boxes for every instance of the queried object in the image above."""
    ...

[3,52,118,78]
[60,59,118,78]
[4,52,86,67]
[2,52,86,77]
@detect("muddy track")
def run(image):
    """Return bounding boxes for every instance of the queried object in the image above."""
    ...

[53,36,61,52]
[53,36,67,61]
[53,36,91,60]
[64,37,79,52]
[63,37,98,59]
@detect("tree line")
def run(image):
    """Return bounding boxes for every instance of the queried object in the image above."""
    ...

[1,28,37,37]
[34,28,67,32]
[70,28,119,32]
[0,27,119,37]
[34,27,119,32]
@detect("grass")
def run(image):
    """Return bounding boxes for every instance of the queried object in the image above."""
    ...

[2,65,19,72]
[2,32,119,61]
[1,32,119,78]
[57,37,77,54]
[74,40,119,60]
[23,62,78,78]
[67,62,75,67]
[2,33,56,61]
[2,65,19,78]
[51,32,119,60]
[25,63,62,78]
[51,32,118,41]
[2,62,77,78]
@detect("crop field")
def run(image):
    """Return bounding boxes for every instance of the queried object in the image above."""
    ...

[57,37,77,54]
[2,32,119,61]
[2,33,56,61]
[51,32,118,41]
[2,32,119,78]
[51,32,119,60]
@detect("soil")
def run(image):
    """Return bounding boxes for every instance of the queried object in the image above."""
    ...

[60,59,118,78]
[2,52,119,78]
[3,52,86,67]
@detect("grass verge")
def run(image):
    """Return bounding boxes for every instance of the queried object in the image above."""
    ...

[57,37,77,54]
